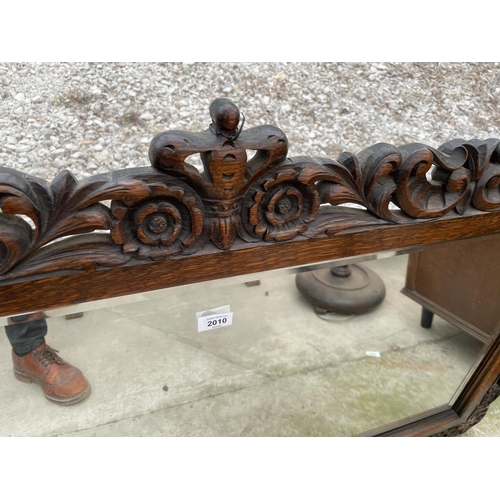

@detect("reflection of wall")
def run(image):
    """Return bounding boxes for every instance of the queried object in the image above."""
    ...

[403,233,500,343]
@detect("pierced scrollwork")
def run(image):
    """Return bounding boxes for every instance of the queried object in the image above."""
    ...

[317,144,401,223]
[394,143,472,217]
[0,98,499,282]
[456,138,500,212]
[0,168,207,280]
[0,168,113,278]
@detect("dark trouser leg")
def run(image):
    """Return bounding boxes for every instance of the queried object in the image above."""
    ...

[5,315,47,356]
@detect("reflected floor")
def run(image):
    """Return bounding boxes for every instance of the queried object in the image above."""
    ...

[0,255,486,436]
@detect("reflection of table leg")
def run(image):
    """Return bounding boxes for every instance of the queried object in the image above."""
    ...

[421,307,434,329]
[295,264,386,315]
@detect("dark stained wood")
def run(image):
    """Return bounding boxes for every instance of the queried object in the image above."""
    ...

[450,319,500,418]
[1,212,500,317]
[1,97,500,436]
[423,321,500,436]
[430,378,500,436]
[403,233,500,343]
[357,404,460,437]
[1,99,500,284]
[363,319,500,436]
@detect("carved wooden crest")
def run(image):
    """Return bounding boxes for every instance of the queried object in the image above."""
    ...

[1,98,500,282]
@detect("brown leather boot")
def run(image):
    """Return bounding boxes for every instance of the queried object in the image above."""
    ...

[12,344,91,405]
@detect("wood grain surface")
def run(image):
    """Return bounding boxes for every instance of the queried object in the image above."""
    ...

[1,98,500,436]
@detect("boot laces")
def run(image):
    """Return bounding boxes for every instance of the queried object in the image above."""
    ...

[34,346,64,367]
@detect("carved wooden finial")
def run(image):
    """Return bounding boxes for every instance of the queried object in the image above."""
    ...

[209,98,242,138]
[148,98,289,250]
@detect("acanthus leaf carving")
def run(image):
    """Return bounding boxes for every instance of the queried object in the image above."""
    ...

[2,234,132,282]
[459,139,500,212]
[1,98,500,282]
[0,167,207,279]
[0,211,34,276]
[315,144,401,224]
[392,142,471,218]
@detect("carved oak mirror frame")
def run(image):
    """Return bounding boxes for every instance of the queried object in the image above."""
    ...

[1,98,500,436]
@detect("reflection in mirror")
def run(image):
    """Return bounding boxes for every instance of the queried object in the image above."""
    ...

[0,234,496,437]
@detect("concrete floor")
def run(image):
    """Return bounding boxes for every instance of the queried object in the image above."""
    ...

[0,252,497,437]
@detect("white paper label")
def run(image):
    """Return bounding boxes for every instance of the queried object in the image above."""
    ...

[366,351,381,358]
[196,305,231,319]
[198,312,233,332]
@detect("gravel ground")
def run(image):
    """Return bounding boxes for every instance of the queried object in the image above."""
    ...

[0,62,499,181]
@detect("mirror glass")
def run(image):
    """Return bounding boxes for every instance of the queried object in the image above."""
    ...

[1,233,498,437]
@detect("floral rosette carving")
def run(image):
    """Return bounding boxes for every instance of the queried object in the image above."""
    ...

[2,94,500,283]
[242,167,320,242]
[110,185,204,260]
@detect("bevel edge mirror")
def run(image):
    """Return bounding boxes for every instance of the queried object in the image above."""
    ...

[1,98,500,437]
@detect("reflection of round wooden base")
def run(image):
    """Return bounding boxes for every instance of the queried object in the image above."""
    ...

[295,264,386,315]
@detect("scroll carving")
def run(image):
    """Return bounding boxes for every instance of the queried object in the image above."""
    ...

[149,98,288,250]
[1,97,500,282]
[430,376,500,437]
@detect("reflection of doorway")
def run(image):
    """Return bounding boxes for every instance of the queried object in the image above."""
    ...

[402,233,500,344]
